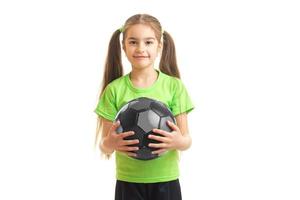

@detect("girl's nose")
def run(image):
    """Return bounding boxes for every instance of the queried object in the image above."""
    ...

[136,44,145,52]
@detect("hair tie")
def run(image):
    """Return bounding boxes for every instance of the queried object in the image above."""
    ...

[119,25,125,33]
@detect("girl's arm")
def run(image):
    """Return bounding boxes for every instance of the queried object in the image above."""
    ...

[174,113,192,151]
[99,118,115,155]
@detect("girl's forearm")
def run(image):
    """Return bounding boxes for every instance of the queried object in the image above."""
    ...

[100,137,115,155]
[177,134,192,151]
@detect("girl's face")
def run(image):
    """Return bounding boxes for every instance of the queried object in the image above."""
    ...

[123,24,162,70]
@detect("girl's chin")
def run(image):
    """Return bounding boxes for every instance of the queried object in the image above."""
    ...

[132,64,153,69]
[132,61,152,67]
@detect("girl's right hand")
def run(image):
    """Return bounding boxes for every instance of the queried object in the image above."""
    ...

[103,120,139,157]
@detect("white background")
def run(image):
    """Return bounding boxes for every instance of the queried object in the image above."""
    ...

[0,0,299,199]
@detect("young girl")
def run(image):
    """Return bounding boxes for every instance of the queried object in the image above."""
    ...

[95,14,194,200]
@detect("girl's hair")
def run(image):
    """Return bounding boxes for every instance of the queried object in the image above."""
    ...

[95,14,181,157]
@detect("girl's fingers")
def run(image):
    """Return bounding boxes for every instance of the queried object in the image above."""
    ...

[167,120,180,131]
[152,149,167,155]
[148,142,167,148]
[117,146,139,152]
[122,139,139,146]
[148,134,169,143]
[126,152,137,157]
[110,120,120,132]
[119,131,135,139]
[152,128,171,137]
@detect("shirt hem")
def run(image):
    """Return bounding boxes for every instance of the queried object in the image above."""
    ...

[116,175,180,183]
[94,109,115,121]
[173,107,194,116]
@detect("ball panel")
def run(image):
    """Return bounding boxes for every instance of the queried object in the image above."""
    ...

[115,103,129,119]
[137,110,160,133]
[118,108,138,132]
[150,101,172,117]
[159,116,174,132]
[136,146,157,160]
[128,125,146,148]
[130,98,152,111]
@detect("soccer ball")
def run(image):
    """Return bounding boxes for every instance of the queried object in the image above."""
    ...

[115,97,176,160]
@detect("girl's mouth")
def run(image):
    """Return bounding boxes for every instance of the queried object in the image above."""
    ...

[133,56,149,60]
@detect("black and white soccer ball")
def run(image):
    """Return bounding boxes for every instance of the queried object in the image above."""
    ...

[115,97,176,160]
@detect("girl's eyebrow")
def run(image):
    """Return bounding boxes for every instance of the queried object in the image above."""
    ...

[128,37,156,40]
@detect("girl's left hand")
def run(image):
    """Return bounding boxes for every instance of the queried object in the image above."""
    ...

[148,120,185,156]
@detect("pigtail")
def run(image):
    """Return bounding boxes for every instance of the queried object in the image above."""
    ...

[159,31,181,79]
[101,29,124,93]
[95,29,123,159]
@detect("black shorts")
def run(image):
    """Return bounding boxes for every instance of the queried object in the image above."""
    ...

[115,179,182,200]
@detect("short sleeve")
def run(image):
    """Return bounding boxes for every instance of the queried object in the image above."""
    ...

[94,84,118,121]
[170,79,194,116]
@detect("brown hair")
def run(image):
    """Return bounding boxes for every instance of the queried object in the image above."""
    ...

[95,14,181,156]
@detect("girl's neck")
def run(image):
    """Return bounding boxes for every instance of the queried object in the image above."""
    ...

[130,67,158,88]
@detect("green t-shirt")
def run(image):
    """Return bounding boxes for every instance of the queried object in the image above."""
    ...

[95,70,194,183]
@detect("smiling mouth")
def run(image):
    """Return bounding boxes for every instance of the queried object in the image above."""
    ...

[133,56,149,59]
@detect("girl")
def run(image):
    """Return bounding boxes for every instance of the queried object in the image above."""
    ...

[95,14,194,200]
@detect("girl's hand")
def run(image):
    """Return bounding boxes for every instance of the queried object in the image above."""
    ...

[102,120,139,157]
[148,120,187,156]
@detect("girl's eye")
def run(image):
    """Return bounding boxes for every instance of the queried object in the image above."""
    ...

[146,41,154,45]
[129,41,137,45]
